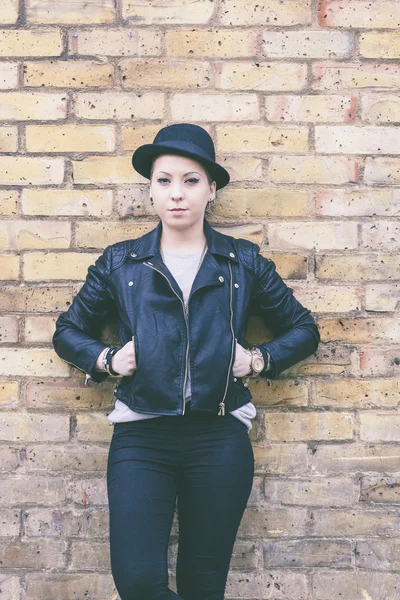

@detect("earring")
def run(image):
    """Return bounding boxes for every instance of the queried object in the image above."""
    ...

[149,197,153,205]
[208,195,216,206]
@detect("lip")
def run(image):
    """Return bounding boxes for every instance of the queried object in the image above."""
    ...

[170,208,187,212]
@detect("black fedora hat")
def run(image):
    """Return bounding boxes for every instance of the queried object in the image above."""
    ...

[131,123,230,190]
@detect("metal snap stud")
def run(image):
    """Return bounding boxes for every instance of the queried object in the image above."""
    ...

[128,281,133,286]
[218,276,224,282]
[130,252,137,257]
[229,252,235,258]
[234,283,239,288]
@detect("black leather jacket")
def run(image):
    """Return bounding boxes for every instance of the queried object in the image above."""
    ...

[53,218,320,416]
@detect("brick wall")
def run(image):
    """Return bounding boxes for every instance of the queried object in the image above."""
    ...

[1,1,400,598]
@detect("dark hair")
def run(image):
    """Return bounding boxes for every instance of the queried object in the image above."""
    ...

[150,155,215,186]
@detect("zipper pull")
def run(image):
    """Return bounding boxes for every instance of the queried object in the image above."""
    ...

[84,373,91,386]
[218,401,225,416]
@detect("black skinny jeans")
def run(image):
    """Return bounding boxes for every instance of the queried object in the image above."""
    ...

[107,405,254,600]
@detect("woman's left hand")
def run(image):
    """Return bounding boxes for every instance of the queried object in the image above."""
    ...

[232,341,252,377]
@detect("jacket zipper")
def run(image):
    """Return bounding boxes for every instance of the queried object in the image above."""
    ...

[218,261,235,416]
[62,358,91,385]
[144,261,189,415]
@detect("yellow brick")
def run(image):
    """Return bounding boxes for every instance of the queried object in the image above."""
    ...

[216,125,308,153]
[76,413,113,442]
[216,61,307,92]
[120,59,211,89]
[316,189,400,217]
[320,1,400,28]
[26,379,115,410]
[265,95,356,123]
[316,254,400,281]
[364,158,400,185]
[217,156,264,182]
[0,349,69,377]
[116,188,155,217]
[0,0,18,24]
[315,125,400,155]
[74,92,164,120]
[0,381,18,408]
[313,379,400,408]
[24,60,114,88]
[361,95,400,123]
[262,253,307,280]
[171,93,259,122]
[0,127,18,152]
[26,0,116,24]
[266,412,353,441]
[292,284,360,313]
[26,125,115,153]
[0,413,69,441]
[25,316,57,343]
[69,28,162,57]
[0,315,18,343]
[0,62,19,89]
[312,62,400,91]
[72,157,142,184]
[262,31,352,59]
[269,156,358,184]
[362,221,400,251]
[213,223,263,246]
[166,29,257,58]
[360,32,400,59]
[21,189,112,217]
[123,0,215,23]
[0,157,64,185]
[122,124,164,151]
[76,221,154,248]
[287,347,353,378]
[0,191,18,216]
[251,380,308,407]
[269,221,357,251]
[0,29,62,57]
[0,92,66,121]
[0,254,19,280]
[215,189,309,218]
[318,317,400,345]
[0,220,71,250]
[360,413,400,442]
[219,0,311,25]
[0,285,75,312]
[23,252,98,281]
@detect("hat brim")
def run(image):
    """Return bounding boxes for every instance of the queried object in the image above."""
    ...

[132,144,230,190]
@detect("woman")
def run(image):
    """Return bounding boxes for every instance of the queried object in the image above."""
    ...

[53,123,320,600]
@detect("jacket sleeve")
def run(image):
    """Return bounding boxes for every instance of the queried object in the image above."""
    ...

[52,247,116,383]
[250,244,320,379]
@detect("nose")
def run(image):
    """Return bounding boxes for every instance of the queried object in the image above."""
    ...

[170,182,184,202]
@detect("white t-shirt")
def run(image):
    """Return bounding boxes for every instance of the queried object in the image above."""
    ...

[107,248,256,431]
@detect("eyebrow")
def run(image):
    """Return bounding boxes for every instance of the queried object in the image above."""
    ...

[156,171,201,176]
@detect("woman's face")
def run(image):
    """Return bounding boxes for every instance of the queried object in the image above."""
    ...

[149,154,216,229]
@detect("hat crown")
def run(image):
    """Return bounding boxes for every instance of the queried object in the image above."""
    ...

[153,123,216,161]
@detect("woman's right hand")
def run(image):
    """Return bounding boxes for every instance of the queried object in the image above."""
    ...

[112,339,137,376]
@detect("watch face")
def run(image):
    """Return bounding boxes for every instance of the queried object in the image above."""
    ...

[253,356,264,372]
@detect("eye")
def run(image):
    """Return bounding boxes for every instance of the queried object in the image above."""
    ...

[186,178,199,184]
[157,178,169,184]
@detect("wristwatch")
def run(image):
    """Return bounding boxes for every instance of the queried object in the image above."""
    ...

[249,346,265,375]
[244,346,265,388]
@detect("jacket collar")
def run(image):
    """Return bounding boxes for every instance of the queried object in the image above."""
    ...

[129,218,239,263]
